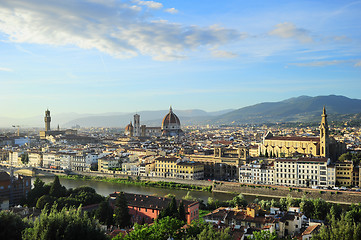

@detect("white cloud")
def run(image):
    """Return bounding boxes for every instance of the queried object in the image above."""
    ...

[211,50,238,59]
[0,0,244,60]
[289,60,346,67]
[355,61,361,67]
[134,0,163,9]
[165,8,178,14]
[0,67,13,72]
[269,22,313,43]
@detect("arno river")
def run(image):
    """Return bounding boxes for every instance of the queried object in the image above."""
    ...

[39,177,277,204]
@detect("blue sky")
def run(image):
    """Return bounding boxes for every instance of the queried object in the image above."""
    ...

[0,0,360,118]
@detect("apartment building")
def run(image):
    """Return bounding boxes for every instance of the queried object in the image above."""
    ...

[274,157,331,187]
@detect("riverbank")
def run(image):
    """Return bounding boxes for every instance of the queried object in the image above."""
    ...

[59,174,213,192]
[47,170,361,205]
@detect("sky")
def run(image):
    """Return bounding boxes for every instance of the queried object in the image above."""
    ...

[0,0,360,118]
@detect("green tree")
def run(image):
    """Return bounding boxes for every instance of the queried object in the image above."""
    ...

[252,230,278,240]
[0,211,29,240]
[21,153,29,165]
[113,216,184,240]
[300,197,314,218]
[36,195,56,209]
[183,191,196,201]
[25,177,50,207]
[49,176,66,198]
[178,200,186,223]
[114,192,131,228]
[197,224,231,240]
[95,199,114,227]
[312,214,361,240]
[22,205,107,240]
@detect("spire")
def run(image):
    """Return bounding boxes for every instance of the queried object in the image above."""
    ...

[169,105,172,112]
[322,105,327,116]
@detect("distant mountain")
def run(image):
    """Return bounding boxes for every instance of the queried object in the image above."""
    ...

[1,95,360,128]
[215,95,361,124]
[62,109,235,128]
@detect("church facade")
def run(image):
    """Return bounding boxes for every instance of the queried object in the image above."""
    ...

[259,107,346,161]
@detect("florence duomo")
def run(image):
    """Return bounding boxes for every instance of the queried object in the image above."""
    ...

[125,106,183,137]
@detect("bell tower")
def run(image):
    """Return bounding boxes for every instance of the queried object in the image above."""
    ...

[134,113,140,137]
[44,109,51,131]
[319,106,329,157]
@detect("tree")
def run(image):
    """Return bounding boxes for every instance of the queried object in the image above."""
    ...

[300,197,314,218]
[197,224,231,240]
[25,177,50,207]
[36,195,56,209]
[114,192,131,228]
[22,205,107,240]
[252,230,278,240]
[0,211,29,240]
[178,200,186,223]
[21,153,29,165]
[113,216,185,240]
[312,214,361,240]
[183,191,196,201]
[95,199,114,227]
[49,176,66,198]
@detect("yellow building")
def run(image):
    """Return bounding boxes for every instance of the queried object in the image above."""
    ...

[154,157,204,179]
[335,161,353,186]
[176,162,204,180]
[154,157,179,178]
[98,156,121,172]
[260,107,346,160]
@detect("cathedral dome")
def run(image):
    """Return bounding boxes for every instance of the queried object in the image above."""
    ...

[161,106,183,137]
[162,107,180,126]
[125,122,133,131]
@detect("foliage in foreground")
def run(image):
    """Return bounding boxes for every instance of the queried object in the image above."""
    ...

[22,205,107,240]
[0,211,29,240]
[112,217,230,240]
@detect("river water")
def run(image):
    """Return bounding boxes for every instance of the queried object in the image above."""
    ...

[39,177,277,204]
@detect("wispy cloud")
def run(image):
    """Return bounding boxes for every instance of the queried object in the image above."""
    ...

[269,22,313,43]
[134,0,163,9]
[355,60,361,67]
[289,60,347,67]
[165,8,178,14]
[0,0,244,61]
[211,50,238,59]
[0,67,13,72]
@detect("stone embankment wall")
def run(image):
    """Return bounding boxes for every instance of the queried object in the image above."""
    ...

[47,169,361,205]
[213,182,361,205]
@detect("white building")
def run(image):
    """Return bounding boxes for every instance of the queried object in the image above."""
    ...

[274,157,331,187]
[28,152,42,167]
[239,163,274,185]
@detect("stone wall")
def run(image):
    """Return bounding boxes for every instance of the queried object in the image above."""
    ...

[213,182,361,205]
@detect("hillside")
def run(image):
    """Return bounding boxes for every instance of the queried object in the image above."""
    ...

[214,95,361,124]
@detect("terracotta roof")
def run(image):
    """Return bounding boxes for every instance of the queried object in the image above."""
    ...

[302,224,321,235]
[109,192,198,210]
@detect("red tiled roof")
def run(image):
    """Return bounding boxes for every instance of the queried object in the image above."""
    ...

[302,224,321,235]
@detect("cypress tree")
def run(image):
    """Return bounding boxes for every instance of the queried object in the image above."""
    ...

[49,176,65,198]
[178,200,186,223]
[114,192,131,228]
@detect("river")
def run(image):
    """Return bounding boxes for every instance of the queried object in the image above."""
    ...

[38,177,278,204]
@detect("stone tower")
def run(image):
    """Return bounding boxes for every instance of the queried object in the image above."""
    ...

[134,113,140,137]
[44,109,51,131]
[319,106,329,157]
